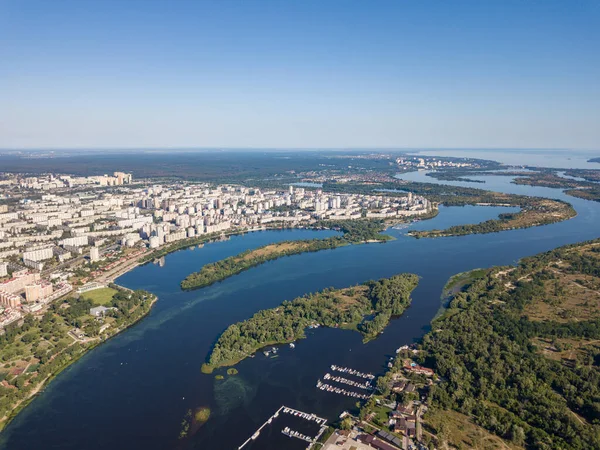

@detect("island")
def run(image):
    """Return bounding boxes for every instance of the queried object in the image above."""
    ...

[201,273,418,373]
[589,157,600,163]
[508,170,600,203]
[181,220,393,290]
[323,181,577,238]
[409,196,575,238]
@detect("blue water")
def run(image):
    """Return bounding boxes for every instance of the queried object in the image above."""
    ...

[411,148,599,169]
[2,174,600,450]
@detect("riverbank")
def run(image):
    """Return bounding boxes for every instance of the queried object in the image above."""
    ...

[409,196,575,238]
[181,219,393,291]
[0,288,157,431]
[202,274,419,372]
[420,239,600,448]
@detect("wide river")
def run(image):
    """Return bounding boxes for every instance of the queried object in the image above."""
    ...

[1,172,600,450]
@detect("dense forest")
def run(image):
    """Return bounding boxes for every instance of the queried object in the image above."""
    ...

[203,273,418,371]
[419,240,600,449]
[181,219,391,290]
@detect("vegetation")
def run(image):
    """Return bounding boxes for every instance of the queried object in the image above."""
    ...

[565,186,600,203]
[410,197,575,238]
[0,287,155,430]
[139,232,224,264]
[426,171,485,183]
[181,219,392,290]
[226,368,238,376]
[80,287,118,305]
[195,406,211,422]
[420,240,600,449]
[510,170,600,203]
[204,273,418,370]
[323,180,577,237]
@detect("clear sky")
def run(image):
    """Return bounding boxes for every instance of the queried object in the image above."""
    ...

[1,0,599,150]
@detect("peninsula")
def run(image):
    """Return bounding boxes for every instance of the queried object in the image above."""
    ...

[320,180,577,238]
[419,239,600,448]
[181,220,392,290]
[202,273,418,372]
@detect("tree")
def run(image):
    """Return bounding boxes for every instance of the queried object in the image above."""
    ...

[340,417,353,430]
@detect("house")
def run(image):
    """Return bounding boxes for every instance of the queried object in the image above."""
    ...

[394,418,416,438]
[90,305,113,317]
[392,380,407,393]
[396,404,414,416]
[358,434,401,450]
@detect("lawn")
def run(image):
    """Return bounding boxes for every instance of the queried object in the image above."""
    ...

[81,287,118,305]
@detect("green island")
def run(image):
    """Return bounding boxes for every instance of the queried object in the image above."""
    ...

[201,273,418,372]
[0,287,156,430]
[410,195,574,238]
[509,170,600,203]
[419,239,600,448]
[423,166,600,203]
[322,180,577,238]
[181,219,392,290]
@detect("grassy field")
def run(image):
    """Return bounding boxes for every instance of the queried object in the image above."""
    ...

[425,408,523,449]
[81,287,118,305]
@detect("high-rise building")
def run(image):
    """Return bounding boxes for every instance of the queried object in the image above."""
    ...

[90,247,100,263]
[0,262,7,277]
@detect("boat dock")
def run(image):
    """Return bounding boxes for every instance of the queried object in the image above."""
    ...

[330,364,375,380]
[282,426,313,443]
[316,380,372,400]
[238,405,327,449]
[323,373,374,391]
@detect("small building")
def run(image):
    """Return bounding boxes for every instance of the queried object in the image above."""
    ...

[90,305,112,317]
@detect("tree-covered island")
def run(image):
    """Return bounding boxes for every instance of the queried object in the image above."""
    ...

[181,219,393,290]
[201,273,418,372]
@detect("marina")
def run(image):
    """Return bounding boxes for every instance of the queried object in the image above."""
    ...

[323,373,374,391]
[330,365,375,380]
[238,405,327,450]
[316,380,372,400]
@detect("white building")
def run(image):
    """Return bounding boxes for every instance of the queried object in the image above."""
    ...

[90,247,100,263]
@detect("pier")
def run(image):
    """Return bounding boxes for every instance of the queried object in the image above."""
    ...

[330,364,375,380]
[282,426,313,443]
[316,380,372,400]
[238,405,327,449]
[323,373,374,391]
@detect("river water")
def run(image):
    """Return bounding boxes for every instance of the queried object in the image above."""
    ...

[1,172,600,450]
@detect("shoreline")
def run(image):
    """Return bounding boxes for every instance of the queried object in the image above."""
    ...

[0,292,159,432]
[203,274,418,372]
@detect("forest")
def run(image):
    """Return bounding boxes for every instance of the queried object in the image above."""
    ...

[202,273,418,371]
[419,239,600,449]
[181,219,391,290]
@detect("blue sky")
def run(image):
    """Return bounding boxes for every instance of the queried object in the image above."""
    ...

[1,0,599,149]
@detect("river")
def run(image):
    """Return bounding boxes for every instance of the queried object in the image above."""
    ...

[1,172,599,450]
